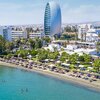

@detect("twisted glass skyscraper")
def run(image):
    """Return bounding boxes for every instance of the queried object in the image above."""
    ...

[44,1,61,36]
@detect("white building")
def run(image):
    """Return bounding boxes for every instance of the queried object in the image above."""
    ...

[44,43,61,52]
[66,45,78,51]
[11,30,27,40]
[78,23,100,42]
[86,29,99,42]
[78,24,92,40]
[92,24,100,34]
[29,32,44,39]
[0,26,27,41]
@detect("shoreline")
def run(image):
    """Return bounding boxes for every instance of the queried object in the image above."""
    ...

[0,61,100,92]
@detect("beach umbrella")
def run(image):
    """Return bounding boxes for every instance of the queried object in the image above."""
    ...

[49,64,55,67]
[29,60,33,63]
[56,61,61,64]
[88,67,93,70]
[79,65,84,68]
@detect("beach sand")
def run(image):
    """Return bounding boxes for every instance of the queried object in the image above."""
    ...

[0,61,100,92]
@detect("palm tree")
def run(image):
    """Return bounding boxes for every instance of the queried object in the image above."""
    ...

[75,32,78,41]
[96,42,100,55]
[0,35,6,54]
[81,33,84,42]
[84,32,87,42]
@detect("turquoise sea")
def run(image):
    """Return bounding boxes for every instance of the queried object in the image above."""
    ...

[0,65,100,100]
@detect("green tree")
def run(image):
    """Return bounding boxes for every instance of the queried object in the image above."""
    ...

[96,42,100,54]
[93,59,100,72]
[35,38,42,49]
[16,50,28,58]
[69,53,79,64]
[14,39,21,48]
[60,52,69,62]
[83,54,91,64]
[70,64,75,70]
[20,38,27,45]
[42,36,51,44]
[0,35,6,54]
[98,34,100,38]
[29,49,38,57]
[5,42,14,52]
[48,51,59,60]
[78,55,84,62]
[64,26,72,32]
[28,39,35,49]
[37,49,48,61]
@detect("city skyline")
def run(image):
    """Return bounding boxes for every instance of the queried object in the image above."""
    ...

[0,0,100,25]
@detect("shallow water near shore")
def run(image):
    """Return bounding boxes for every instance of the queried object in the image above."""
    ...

[0,65,100,100]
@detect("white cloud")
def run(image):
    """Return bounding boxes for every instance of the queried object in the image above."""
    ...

[62,5,100,23]
[0,2,100,25]
[0,2,45,25]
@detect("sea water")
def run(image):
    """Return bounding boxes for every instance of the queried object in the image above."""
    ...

[0,65,100,100]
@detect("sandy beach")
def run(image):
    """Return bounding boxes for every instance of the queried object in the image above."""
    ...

[0,61,100,92]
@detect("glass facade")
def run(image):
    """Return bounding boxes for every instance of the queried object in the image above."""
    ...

[44,1,61,36]
[44,3,51,35]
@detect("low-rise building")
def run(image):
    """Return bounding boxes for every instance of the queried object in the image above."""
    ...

[78,24,92,40]
[0,26,27,41]
[78,23,100,42]
[29,32,44,39]
[11,30,27,40]
[86,33,98,42]
[66,45,78,51]
[44,43,61,52]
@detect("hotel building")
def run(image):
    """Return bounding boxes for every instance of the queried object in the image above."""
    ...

[0,26,27,41]
[11,30,27,40]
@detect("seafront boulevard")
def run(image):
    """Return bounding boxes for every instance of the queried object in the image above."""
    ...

[0,58,100,92]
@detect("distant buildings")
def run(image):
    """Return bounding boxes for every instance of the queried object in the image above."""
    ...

[0,26,27,41]
[78,24,92,40]
[0,0,100,44]
[44,1,61,36]
[78,24,100,42]
[29,32,44,39]
[0,25,44,41]
[86,29,99,42]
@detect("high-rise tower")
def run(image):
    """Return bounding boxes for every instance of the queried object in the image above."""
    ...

[44,1,61,36]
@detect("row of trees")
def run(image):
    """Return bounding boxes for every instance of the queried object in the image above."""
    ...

[0,35,51,55]
[64,26,78,32]
[16,36,51,49]
[14,48,100,73]
[0,35,14,55]
[37,49,59,61]
[13,38,43,49]
[60,52,91,64]
[0,37,43,55]
[60,52,100,72]
[0,35,100,73]
[60,34,77,40]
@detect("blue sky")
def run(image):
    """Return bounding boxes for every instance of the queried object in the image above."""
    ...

[0,0,100,25]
